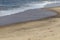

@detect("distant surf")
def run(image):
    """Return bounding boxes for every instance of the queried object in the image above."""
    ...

[0,1,60,16]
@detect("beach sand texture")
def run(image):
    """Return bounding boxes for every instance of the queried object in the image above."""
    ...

[0,7,60,40]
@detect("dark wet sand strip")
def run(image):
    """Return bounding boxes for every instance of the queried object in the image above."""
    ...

[0,8,57,26]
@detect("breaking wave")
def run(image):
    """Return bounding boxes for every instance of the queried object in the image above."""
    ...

[0,0,60,16]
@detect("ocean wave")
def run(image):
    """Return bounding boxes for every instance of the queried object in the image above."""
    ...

[0,1,60,16]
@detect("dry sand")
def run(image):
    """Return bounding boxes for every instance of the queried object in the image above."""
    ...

[0,7,60,40]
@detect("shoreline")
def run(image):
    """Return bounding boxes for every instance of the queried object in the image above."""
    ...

[0,8,57,26]
[0,7,60,40]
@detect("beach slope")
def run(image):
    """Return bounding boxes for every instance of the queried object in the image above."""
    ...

[0,7,60,40]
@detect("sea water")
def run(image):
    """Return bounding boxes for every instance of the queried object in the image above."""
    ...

[0,0,60,16]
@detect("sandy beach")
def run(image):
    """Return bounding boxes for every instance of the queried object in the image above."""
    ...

[0,7,60,40]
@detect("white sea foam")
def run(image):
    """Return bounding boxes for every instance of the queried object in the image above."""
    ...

[0,1,60,16]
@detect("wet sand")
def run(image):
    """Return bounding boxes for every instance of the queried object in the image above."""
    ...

[0,7,60,40]
[0,8,57,25]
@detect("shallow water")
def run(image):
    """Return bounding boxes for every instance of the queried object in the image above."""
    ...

[0,9,57,25]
